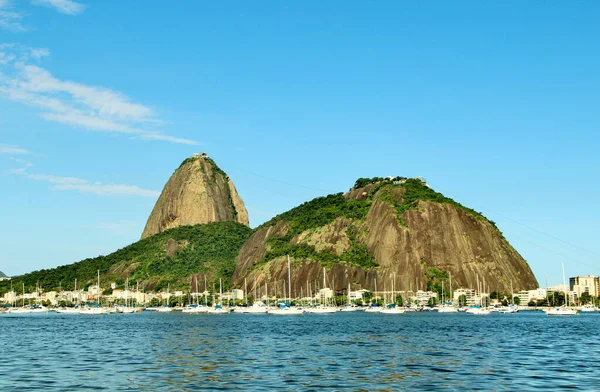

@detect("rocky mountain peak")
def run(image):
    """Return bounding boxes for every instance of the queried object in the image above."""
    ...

[141,153,249,239]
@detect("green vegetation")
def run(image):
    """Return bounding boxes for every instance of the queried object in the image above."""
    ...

[256,193,376,270]
[0,270,6,278]
[423,264,450,299]
[256,176,502,270]
[263,193,371,236]
[0,222,252,296]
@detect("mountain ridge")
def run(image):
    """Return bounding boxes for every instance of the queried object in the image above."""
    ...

[232,177,538,296]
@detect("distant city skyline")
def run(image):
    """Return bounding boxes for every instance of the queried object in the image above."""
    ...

[1,1,599,284]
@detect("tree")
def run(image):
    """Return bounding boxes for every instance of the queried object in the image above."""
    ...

[395,295,404,306]
[458,295,467,307]
[490,291,502,300]
[579,292,592,305]
[513,296,521,305]
[547,292,565,306]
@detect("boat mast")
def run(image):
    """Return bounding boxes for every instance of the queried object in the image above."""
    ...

[244,278,248,305]
[97,270,101,307]
[562,262,568,307]
[219,278,223,306]
[322,267,328,306]
[393,273,396,306]
[374,278,378,306]
[449,272,453,304]
[204,275,208,306]
[288,255,292,304]
[510,281,514,306]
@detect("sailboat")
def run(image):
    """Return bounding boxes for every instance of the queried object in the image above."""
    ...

[341,281,359,312]
[57,279,82,314]
[119,278,137,313]
[305,267,338,314]
[8,283,33,314]
[380,273,405,314]
[207,278,229,314]
[268,256,304,315]
[183,276,208,313]
[80,271,110,314]
[580,304,598,312]
[546,263,578,316]
[242,278,268,314]
[156,283,173,312]
[365,277,383,313]
[438,274,458,313]
[466,276,491,315]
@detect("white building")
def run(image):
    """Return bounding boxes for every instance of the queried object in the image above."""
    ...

[42,291,58,305]
[318,288,334,301]
[59,290,89,304]
[513,288,547,305]
[88,285,101,296]
[2,291,17,304]
[413,290,438,305]
[570,276,599,298]
[349,289,369,301]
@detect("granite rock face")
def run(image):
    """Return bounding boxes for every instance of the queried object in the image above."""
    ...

[232,182,538,296]
[141,154,249,239]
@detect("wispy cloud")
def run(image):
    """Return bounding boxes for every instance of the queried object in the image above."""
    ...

[10,165,160,198]
[88,220,141,235]
[0,46,199,145]
[32,0,85,15]
[29,47,50,59]
[0,0,26,32]
[0,144,32,154]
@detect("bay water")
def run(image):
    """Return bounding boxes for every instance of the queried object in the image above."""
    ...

[1,311,598,391]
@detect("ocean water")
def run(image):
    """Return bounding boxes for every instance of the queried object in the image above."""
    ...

[0,311,598,391]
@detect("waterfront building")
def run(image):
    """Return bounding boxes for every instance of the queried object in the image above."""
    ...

[570,275,599,298]
[413,290,438,305]
[2,291,17,304]
[349,289,369,302]
[318,288,334,301]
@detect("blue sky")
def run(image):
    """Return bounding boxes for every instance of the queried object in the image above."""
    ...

[1,1,599,286]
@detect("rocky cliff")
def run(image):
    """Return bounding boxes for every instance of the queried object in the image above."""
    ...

[141,154,249,239]
[232,178,538,296]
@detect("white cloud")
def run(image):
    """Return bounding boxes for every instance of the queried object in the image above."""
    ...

[10,157,33,166]
[0,0,26,32]
[30,47,50,59]
[32,0,85,15]
[90,220,141,235]
[10,165,160,198]
[0,51,16,64]
[0,144,32,154]
[0,46,199,145]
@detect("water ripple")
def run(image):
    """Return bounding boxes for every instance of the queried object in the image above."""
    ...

[1,312,599,390]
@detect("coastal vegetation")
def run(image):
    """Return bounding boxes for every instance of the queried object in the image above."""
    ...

[0,222,252,296]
